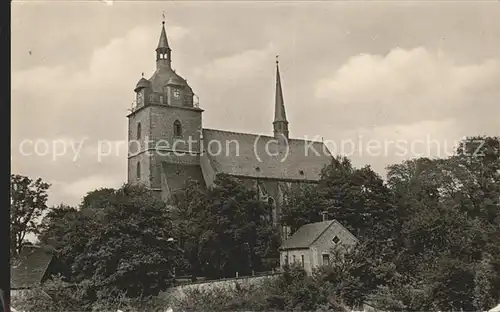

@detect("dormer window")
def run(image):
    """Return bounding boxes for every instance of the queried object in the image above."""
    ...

[174,120,182,137]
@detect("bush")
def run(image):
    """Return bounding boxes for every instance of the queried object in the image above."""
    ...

[11,276,83,312]
[169,264,347,312]
[11,276,169,312]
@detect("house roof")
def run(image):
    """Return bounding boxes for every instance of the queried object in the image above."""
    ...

[201,129,333,181]
[11,246,54,289]
[280,220,358,250]
[280,220,335,250]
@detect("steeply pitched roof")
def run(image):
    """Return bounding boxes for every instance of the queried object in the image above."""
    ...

[162,162,206,195]
[201,129,333,181]
[11,246,54,289]
[274,58,287,123]
[281,220,359,250]
[149,68,190,94]
[280,220,335,250]
[157,21,170,51]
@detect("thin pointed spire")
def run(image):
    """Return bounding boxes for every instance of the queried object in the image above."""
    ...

[274,55,287,122]
[273,55,289,140]
[156,18,172,68]
[157,20,170,50]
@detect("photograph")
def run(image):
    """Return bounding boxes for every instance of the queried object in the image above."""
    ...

[10,1,500,311]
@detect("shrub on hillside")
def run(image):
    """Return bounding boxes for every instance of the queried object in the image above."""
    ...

[170,264,347,311]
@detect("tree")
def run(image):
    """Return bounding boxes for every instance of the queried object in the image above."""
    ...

[173,175,280,279]
[283,156,398,242]
[380,136,500,310]
[10,174,50,256]
[80,188,116,210]
[38,204,79,248]
[49,184,178,298]
[281,183,323,233]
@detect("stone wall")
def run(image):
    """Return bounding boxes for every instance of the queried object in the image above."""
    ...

[159,273,281,300]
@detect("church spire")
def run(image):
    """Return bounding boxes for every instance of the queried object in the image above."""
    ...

[156,20,172,69]
[273,55,289,140]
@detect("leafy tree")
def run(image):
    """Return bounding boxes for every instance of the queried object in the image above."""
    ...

[80,188,116,210]
[379,136,500,310]
[38,204,79,248]
[10,174,50,256]
[281,183,323,233]
[173,175,280,279]
[48,184,178,298]
[283,156,398,243]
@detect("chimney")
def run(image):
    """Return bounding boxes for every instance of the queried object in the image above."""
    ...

[321,211,328,222]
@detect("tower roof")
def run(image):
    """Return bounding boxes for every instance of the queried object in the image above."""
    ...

[134,77,151,92]
[156,21,170,51]
[274,56,287,123]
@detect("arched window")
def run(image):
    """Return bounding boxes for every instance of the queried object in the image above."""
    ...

[136,122,141,140]
[173,120,182,137]
[136,161,141,180]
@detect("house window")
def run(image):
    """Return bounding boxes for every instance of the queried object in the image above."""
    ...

[322,254,330,265]
[301,255,304,267]
[292,255,296,264]
[136,161,141,180]
[174,120,182,137]
[160,95,164,104]
[332,236,340,244]
[136,122,141,140]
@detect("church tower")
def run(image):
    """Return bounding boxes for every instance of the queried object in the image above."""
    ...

[127,21,203,199]
[273,56,289,142]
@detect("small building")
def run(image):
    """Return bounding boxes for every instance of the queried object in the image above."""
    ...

[279,220,358,275]
[10,245,55,298]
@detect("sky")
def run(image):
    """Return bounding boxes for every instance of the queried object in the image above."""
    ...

[11,0,500,209]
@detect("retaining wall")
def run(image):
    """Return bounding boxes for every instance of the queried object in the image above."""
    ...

[159,273,281,300]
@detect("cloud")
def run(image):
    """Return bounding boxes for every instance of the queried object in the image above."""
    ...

[60,174,123,199]
[303,48,500,174]
[194,43,276,82]
[12,23,189,206]
[12,23,190,141]
[12,9,500,208]
[314,47,500,130]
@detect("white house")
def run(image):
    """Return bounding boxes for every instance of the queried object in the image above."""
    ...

[279,219,358,275]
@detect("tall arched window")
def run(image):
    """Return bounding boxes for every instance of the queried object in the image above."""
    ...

[136,161,141,180]
[173,120,182,137]
[136,122,141,140]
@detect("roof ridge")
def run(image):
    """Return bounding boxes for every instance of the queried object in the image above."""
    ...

[203,128,274,139]
[202,128,329,144]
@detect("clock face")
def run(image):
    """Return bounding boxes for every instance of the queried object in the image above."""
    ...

[173,88,180,98]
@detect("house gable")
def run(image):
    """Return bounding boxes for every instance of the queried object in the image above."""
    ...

[310,220,358,255]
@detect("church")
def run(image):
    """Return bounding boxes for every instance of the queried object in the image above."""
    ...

[127,21,334,234]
